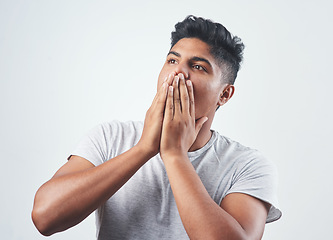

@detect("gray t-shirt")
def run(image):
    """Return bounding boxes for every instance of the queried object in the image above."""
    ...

[70,120,281,239]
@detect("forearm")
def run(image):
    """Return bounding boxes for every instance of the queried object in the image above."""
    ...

[32,145,151,236]
[163,154,247,240]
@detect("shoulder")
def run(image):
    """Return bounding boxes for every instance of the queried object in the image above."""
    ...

[88,120,144,140]
[212,132,281,222]
[213,131,275,172]
[71,120,144,164]
[97,120,144,133]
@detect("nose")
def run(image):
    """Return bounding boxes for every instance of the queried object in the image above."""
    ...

[174,62,189,79]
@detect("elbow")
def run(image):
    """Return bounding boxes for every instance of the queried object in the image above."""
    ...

[31,206,54,236]
[32,189,58,236]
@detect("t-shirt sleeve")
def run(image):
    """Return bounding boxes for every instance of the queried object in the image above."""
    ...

[225,152,282,223]
[68,120,143,167]
[68,123,114,166]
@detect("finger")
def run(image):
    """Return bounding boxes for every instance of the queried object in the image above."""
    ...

[156,82,168,104]
[186,80,195,117]
[173,75,181,114]
[179,73,189,114]
[153,81,168,103]
[166,72,176,86]
[150,82,168,116]
[164,86,174,121]
[195,116,208,135]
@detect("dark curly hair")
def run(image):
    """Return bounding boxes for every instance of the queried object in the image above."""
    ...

[171,15,244,84]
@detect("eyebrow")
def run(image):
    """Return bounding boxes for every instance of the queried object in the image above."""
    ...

[167,51,212,68]
[167,51,181,57]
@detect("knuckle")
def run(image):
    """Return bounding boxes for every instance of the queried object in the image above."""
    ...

[157,98,165,104]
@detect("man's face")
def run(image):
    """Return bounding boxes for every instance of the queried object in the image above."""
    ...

[158,38,226,120]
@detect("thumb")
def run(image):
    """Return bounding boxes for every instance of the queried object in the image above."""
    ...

[195,116,208,135]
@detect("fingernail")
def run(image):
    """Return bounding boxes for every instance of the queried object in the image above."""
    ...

[178,73,184,80]
[186,80,192,86]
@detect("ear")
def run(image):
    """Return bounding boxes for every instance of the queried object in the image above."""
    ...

[217,85,235,107]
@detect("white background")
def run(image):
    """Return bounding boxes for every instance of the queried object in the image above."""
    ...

[1,0,332,239]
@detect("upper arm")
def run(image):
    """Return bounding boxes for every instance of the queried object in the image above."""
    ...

[52,155,95,179]
[220,193,270,240]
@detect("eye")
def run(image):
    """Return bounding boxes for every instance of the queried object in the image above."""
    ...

[192,64,206,72]
[167,58,177,64]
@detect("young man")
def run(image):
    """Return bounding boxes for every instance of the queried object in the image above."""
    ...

[32,16,281,239]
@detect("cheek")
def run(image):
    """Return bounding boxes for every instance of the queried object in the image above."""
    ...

[192,82,213,100]
[192,82,220,107]
[157,65,169,89]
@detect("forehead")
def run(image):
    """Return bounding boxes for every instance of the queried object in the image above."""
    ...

[171,38,211,57]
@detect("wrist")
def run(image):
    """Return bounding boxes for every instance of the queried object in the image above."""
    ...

[160,150,188,162]
[134,141,158,160]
